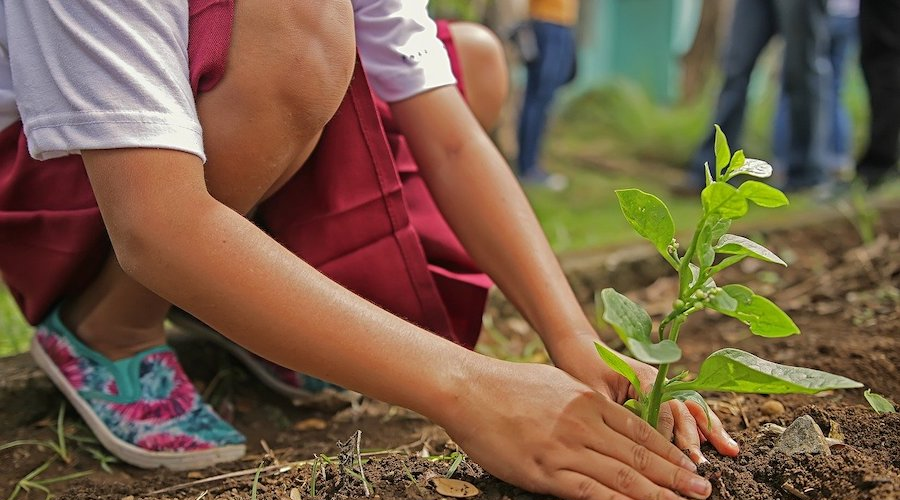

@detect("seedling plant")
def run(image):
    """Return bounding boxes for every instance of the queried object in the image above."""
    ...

[595,126,863,430]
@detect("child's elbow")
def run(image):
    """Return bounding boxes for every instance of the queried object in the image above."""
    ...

[105,213,169,282]
[103,197,208,284]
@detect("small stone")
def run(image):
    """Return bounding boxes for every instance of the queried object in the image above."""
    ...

[761,399,785,416]
[774,415,831,456]
[290,488,302,500]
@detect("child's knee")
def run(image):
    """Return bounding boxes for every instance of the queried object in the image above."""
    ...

[450,22,509,129]
[228,0,356,135]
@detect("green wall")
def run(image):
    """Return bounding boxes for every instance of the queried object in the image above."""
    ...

[569,0,702,103]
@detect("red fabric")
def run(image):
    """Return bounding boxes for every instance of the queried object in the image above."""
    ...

[187,0,235,94]
[0,8,489,348]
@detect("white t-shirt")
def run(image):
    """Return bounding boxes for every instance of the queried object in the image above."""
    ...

[0,0,455,162]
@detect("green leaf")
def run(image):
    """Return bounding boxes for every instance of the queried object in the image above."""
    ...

[738,181,789,208]
[663,390,712,430]
[624,338,682,365]
[722,283,753,302]
[624,399,642,417]
[728,158,773,179]
[864,389,896,414]
[701,182,748,219]
[696,217,730,270]
[729,149,746,172]
[671,348,863,394]
[704,162,714,185]
[615,189,675,255]
[716,234,786,266]
[595,342,642,396]
[720,284,799,337]
[598,289,681,365]
[708,288,738,313]
[697,222,717,269]
[688,263,716,289]
[598,288,652,343]
[709,218,732,242]
[713,124,731,175]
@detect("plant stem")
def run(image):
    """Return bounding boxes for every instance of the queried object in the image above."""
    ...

[645,363,669,430]
[668,316,686,344]
[678,216,707,296]
[647,316,687,429]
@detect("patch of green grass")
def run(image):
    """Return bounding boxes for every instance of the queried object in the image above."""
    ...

[525,165,831,253]
[0,285,32,357]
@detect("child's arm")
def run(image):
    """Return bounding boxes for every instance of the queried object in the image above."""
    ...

[82,147,710,500]
[389,85,740,460]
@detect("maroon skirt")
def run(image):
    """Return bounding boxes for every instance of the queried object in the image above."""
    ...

[0,1,490,349]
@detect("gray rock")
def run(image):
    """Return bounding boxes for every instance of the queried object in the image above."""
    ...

[774,415,831,456]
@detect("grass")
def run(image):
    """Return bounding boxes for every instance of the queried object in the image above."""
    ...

[2,404,98,500]
[0,285,32,357]
[524,162,831,254]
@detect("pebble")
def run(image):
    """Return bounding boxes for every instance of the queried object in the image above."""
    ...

[774,415,831,456]
[761,399,785,416]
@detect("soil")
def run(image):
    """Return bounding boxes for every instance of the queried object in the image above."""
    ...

[2,204,899,500]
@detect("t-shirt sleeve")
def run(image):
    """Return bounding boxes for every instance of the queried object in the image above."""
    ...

[353,0,457,103]
[4,1,204,162]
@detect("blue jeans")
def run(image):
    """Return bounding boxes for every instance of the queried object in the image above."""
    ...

[687,0,830,189]
[774,13,858,175]
[517,20,576,177]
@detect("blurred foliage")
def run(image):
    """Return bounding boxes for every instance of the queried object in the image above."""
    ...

[553,52,870,170]
[0,285,32,357]
[557,81,714,166]
[428,0,490,22]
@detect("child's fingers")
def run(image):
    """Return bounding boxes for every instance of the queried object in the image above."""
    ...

[587,423,712,498]
[685,399,739,457]
[600,399,700,471]
[658,402,676,441]
[671,401,706,464]
[550,464,697,500]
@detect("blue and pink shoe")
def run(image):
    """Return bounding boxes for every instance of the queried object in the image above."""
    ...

[30,307,246,470]
[168,308,350,403]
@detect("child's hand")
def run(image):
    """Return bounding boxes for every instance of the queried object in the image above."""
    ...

[548,334,740,465]
[440,362,714,500]
[620,355,740,464]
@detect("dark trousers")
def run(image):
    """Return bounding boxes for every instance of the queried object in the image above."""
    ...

[857,0,900,183]
[517,20,576,177]
[688,0,830,189]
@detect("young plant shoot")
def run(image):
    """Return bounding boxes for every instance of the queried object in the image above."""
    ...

[596,125,863,430]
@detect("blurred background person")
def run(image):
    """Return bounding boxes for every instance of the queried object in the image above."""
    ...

[677,0,831,194]
[855,0,900,188]
[516,0,579,191]
[773,0,858,183]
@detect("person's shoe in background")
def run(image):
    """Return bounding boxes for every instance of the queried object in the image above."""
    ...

[518,168,568,192]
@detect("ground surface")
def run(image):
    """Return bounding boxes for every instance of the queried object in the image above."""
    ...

[2,204,899,500]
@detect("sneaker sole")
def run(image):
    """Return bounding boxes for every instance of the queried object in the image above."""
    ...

[30,336,246,471]
[168,309,354,404]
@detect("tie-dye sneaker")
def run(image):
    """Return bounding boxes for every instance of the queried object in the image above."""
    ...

[30,307,246,471]
[168,308,352,403]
